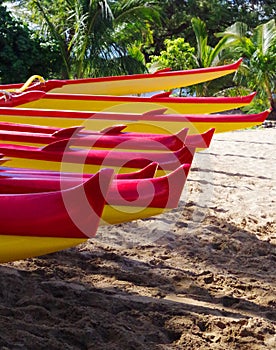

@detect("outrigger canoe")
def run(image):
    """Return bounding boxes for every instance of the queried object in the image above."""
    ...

[0,124,189,151]
[0,168,113,263]
[1,59,242,95]
[0,140,195,174]
[0,162,159,180]
[0,124,215,151]
[14,91,257,115]
[0,163,190,226]
[0,105,269,135]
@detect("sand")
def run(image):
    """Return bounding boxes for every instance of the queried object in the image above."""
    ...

[0,127,275,349]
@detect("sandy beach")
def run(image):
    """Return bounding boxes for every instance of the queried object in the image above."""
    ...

[0,127,275,349]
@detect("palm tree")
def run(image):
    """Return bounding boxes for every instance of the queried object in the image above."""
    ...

[189,17,238,96]
[26,0,160,78]
[147,17,241,97]
[216,19,276,112]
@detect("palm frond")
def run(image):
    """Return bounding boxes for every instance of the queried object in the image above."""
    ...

[191,17,208,67]
[252,19,276,56]
[34,0,71,77]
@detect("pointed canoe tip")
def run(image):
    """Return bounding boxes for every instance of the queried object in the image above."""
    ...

[259,109,272,120]
[143,161,159,177]
[81,168,114,192]
[133,161,159,179]
[208,127,216,137]
[153,67,172,74]
[53,126,84,138]
[185,128,215,149]
[240,91,257,103]
[151,91,172,98]
[100,124,127,134]
[250,91,257,98]
[168,163,191,178]
[142,108,168,117]
[203,128,216,147]
[180,163,191,177]
[41,139,70,152]
[235,57,243,67]
[176,127,189,142]
[164,163,191,208]
[82,168,114,202]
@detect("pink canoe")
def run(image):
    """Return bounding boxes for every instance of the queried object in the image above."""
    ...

[0,123,215,150]
[0,163,190,210]
[0,163,191,226]
[0,168,113,238]
[0,162,159,180]
[0,140,195,173]
[0,124,188,151]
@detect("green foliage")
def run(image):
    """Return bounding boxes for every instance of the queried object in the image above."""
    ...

[148,17,240,96]
[0,2,60,83]
[147,0,276,57]
[148,38,196,71]
[10,0,160,78]
[217,19,276,112]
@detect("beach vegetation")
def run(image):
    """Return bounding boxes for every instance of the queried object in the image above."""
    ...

[6,0,160,79]
[0,0,59,83]
[216,19,276,113]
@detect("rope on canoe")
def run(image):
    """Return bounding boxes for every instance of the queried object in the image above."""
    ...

[6,75,45,93]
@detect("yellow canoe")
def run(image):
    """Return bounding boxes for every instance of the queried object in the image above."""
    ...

[0,106,269,135]
[2,59,242,95]
[17,91,256,115]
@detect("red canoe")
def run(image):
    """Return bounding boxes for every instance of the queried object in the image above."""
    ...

[0,140,195,173]
[0,124,189,151]
[0,163,191,226]
[0,163,190,210]
[0,168,113,238]
[0,123,215,150]
[0,162,159,180]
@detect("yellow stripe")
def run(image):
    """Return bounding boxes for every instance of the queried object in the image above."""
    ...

[101,205,169,225]
[0,235,86,263]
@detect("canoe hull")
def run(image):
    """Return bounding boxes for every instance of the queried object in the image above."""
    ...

[1,59,242,96]
[18,94,255,115]
[0,235,87,263]
[0,164,190,226]
[0,116,266,135]
[0,112,266,134]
